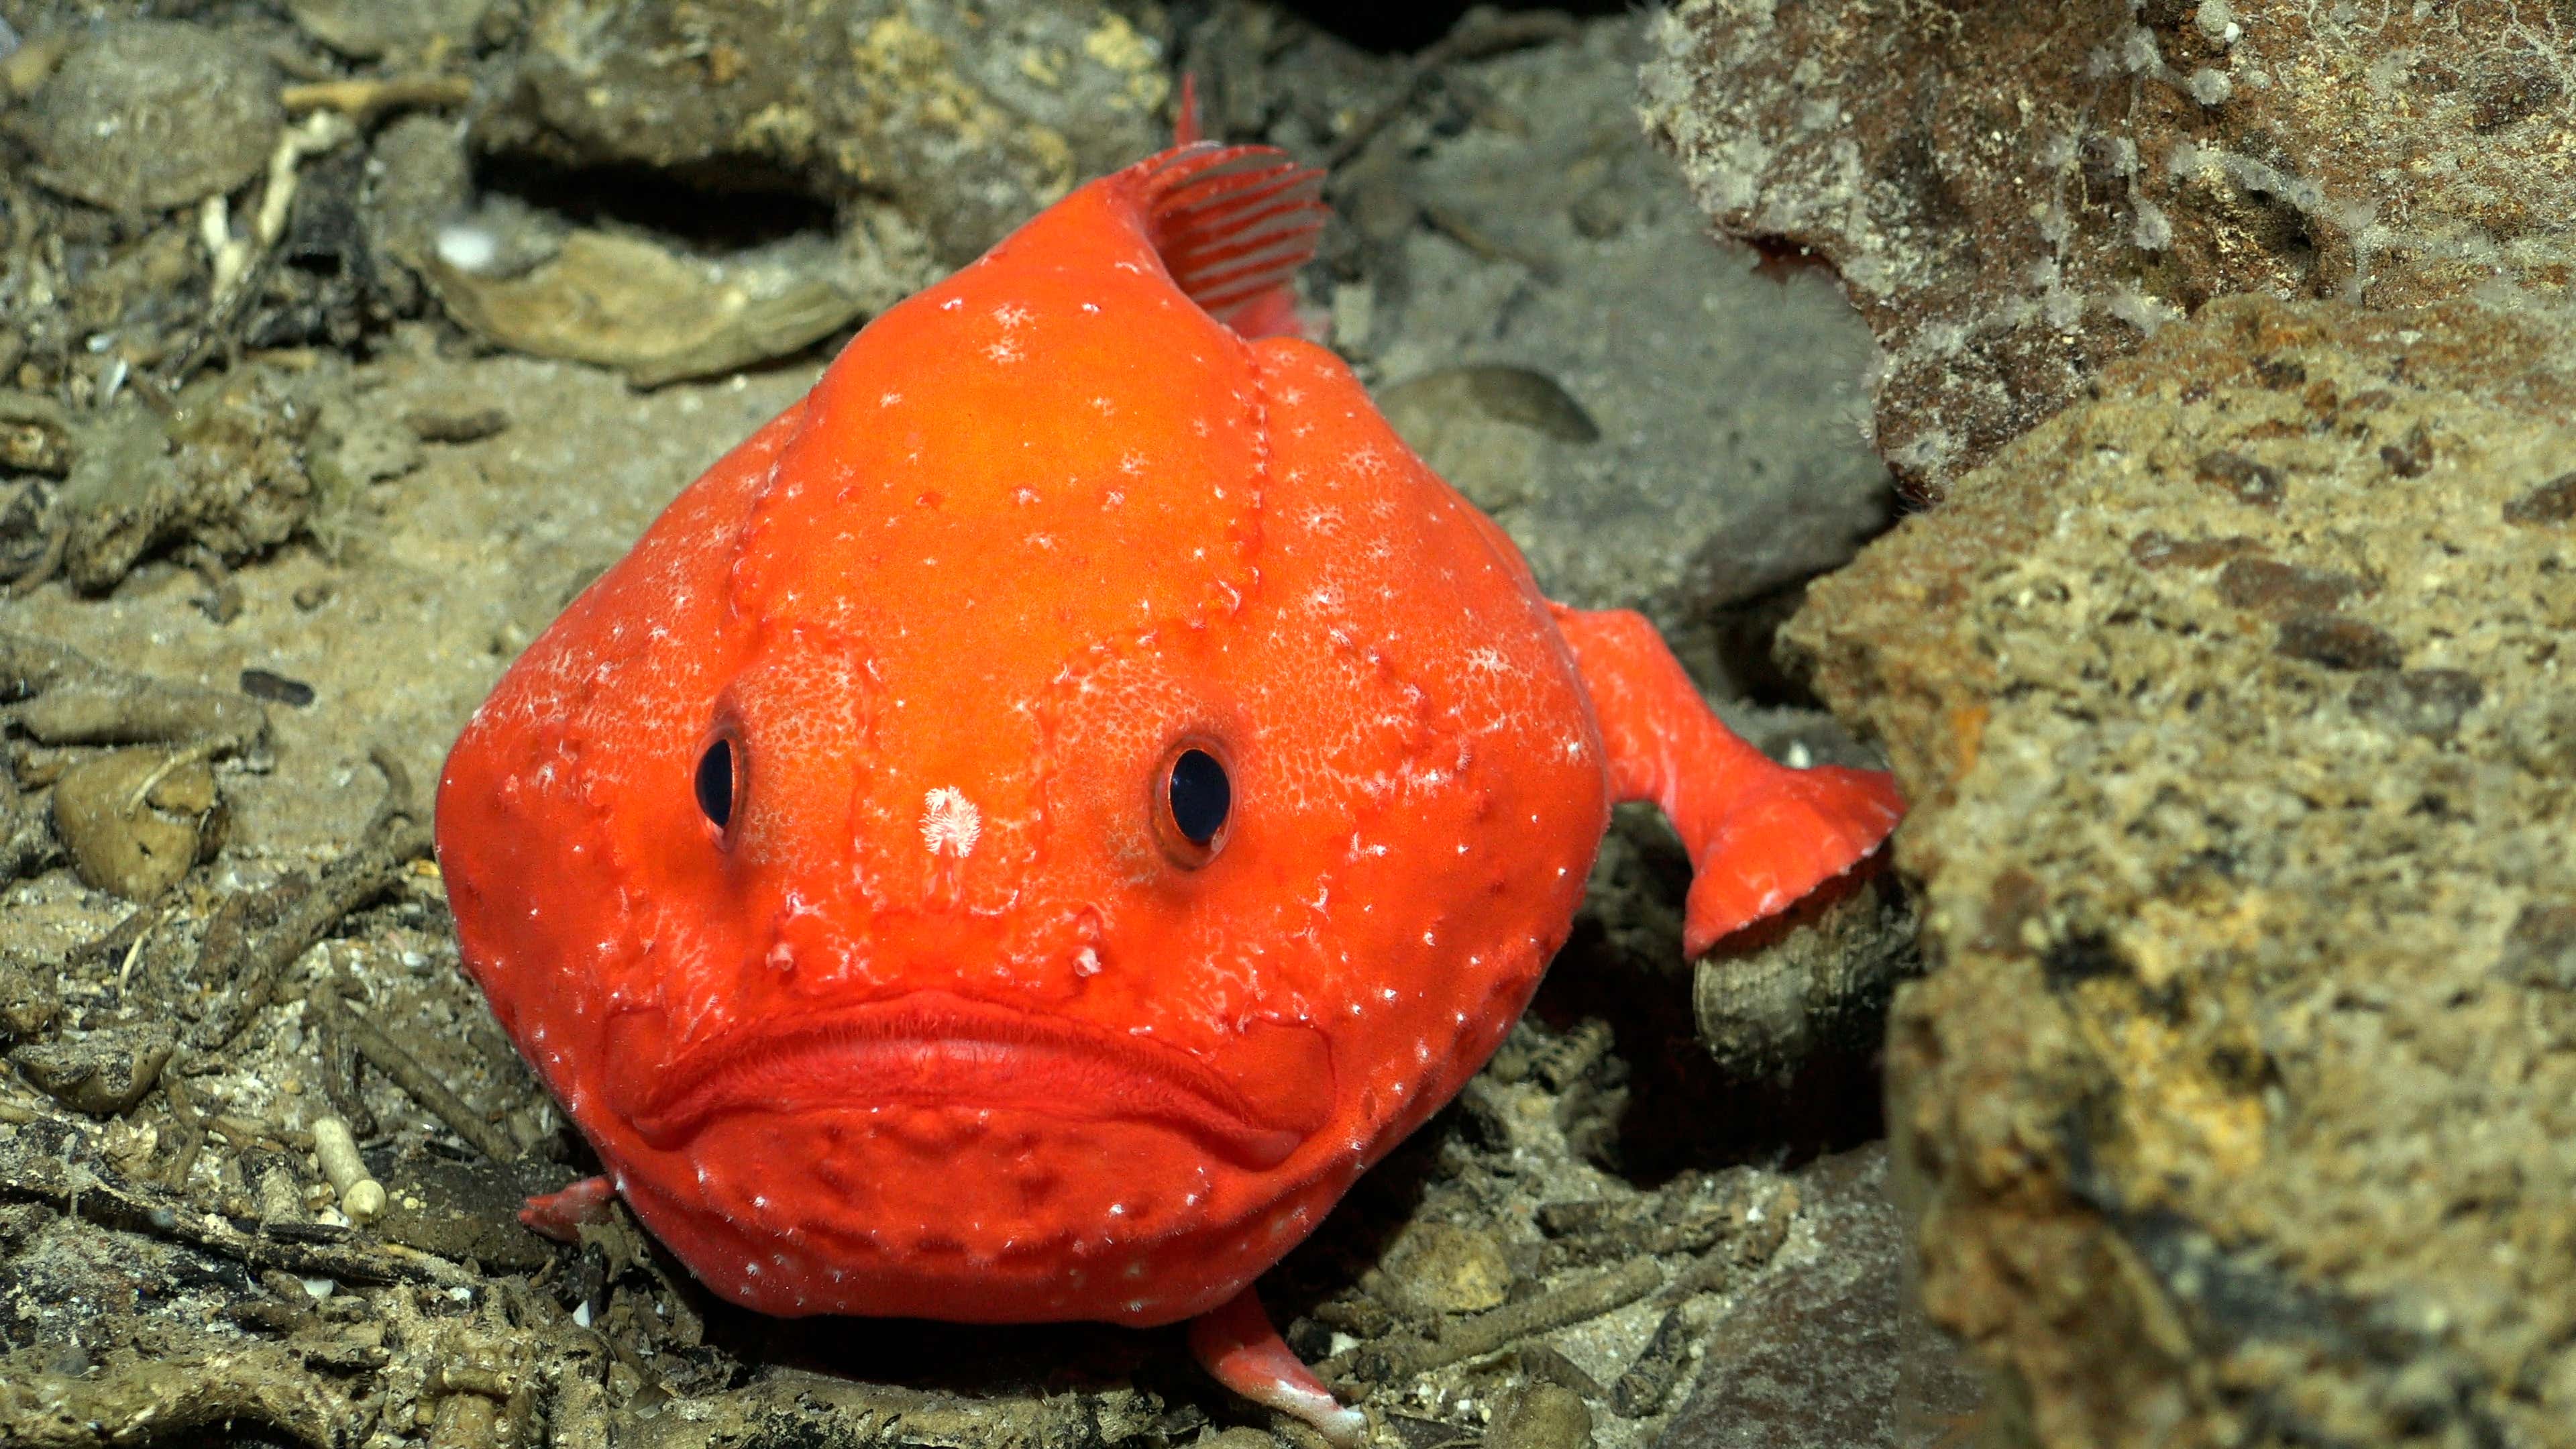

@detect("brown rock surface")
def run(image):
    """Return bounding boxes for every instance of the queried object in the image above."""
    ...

[1643,0,2576,497]
[1784,294,2576,1447]
[476,0,1169,262]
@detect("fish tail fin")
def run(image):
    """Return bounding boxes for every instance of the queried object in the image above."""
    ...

[1550,604,1905,956]
[1134,142,1326,340]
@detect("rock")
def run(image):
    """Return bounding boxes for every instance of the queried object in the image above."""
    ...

[1373,1220,1515,1316]
[55,369,317,592]
[421,223,926,388]
[0,953,58,1043]
[19,23,283,213]
[1656,1146,1988,1449]
[1643,0,2576,498]
[10,1023,176,1115]
[1693,873,1919,1084]
[367,1150,565,1275]
[1,631,270,749]
[306,397,423,496]
[1491,1381,1595,1449]
[0,391,73,476]
[1381,366,1601,515]
[49,747,227,899]
[1783,296,2576,1449]
[1362,18,1892,631]
[286,0,487,61]
[476,0,1168,263]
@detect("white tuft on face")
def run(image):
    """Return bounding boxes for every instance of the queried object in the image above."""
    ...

[919,787,983,857]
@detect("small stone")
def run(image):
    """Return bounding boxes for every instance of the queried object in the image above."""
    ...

[1489,1381,1593,1449]
[2502,471,2576,525]
[0,953,59,1042]
[23,23,283,213]
[2349,669,2483,742]
[2274,612,2404,672]
[310,401,423,490]
[1375,1220,1514,1316]
[2498,904,2576,991]
[49,748,227,900]
[2377,424,2434,478]
[1695,877,1919,1082]
[286,0,488,60]
[2128,531,2258,570]
[403,406,511,445]
[0,390,74,476]
[2214,557,2360,615]
[2194,450,2285,508]
[1570,186,1635,239]
[10,1024,176,1115]
[239,669,318,708]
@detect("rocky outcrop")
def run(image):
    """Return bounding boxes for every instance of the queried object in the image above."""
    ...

[1642,0,2576,498]
[476,0,1169,262]
[1782,294,2576,1448]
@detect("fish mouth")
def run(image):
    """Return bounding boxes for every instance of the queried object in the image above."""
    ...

[610,991,1324,1171]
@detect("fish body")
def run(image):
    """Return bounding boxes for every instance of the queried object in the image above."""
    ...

[436,140,1900,1424]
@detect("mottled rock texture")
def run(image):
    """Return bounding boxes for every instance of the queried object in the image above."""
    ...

[1643,0,2576,498]
[19,21,283,213]
[477,0,1169,262]
[1785,294,2576,1448]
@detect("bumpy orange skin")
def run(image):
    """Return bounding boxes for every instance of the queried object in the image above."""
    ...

[435,168,1609,1326]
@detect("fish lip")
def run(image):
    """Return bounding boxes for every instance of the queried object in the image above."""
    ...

[612,990,1316,1171]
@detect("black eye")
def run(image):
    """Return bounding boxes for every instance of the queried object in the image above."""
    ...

[1167,747,1229,847]
[694,738,734,832]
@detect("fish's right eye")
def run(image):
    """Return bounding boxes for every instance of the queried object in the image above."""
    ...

[694,738,734,833]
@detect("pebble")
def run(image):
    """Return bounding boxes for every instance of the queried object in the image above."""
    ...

[24,22,283,213]
[1488,1381,1593,1449]
[49,747,225,900]
[8,1022,175,1115]
[1375,1220,1515,1316]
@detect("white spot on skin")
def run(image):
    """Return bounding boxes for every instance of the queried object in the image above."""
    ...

[921,788,982,857]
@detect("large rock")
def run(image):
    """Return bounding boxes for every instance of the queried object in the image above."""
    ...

[476,0,1169,262]
[1365,17,1892,629]
[1642,0,2576,498]
[19,22,283,213]
[1784,294,2576,1448]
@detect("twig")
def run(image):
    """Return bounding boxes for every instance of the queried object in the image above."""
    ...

[191,753,433,1051]
[281,74,473,125]
[333,997,521,1164]
[1332,1256,1665,1383]
[307,979,378,1138]
[0,1112,478,1291]
[167,111,354,388]
[160,1074,209,1191]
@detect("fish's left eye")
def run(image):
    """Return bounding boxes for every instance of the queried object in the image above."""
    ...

[694,738,735,833]
[1156,743,1230,866]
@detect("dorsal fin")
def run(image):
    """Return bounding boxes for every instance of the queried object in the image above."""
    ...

[1138,142,1326,339]
[1175,72,1205,146]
